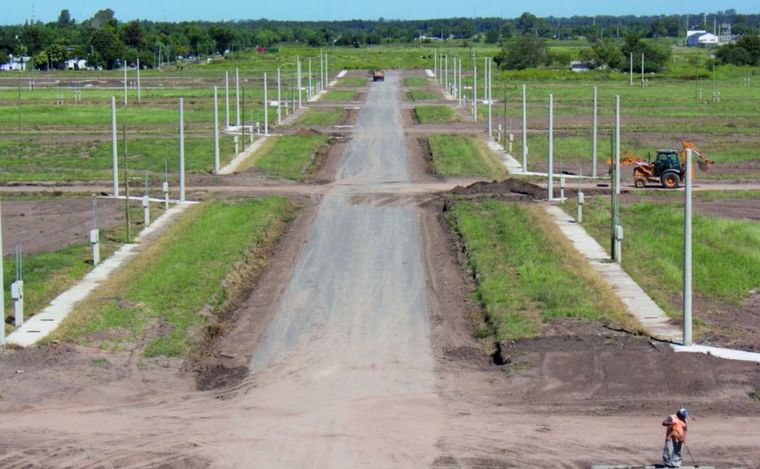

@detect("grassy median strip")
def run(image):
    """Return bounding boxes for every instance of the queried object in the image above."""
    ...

[322,90,357,101]
[428,135,506,179]
[53,197,293,357]
[413,105,456,124]
[404,77,430,87]
[337,77,368,86]
[449,200,635,341]
[407,90,440,101]
[248,135,330,180]
[295,108,344,126]
[564,197,760,318]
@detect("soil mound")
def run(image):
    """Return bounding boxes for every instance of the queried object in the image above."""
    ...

[451,179,546,200]
[293,128,322,136]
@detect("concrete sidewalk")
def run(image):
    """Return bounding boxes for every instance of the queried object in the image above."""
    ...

[6,203,193,347]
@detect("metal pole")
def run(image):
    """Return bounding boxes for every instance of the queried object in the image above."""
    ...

[264,72,269,136]
[522,84,528,172]
[213,86,220,174]
[683,148,693,346]
[123,60,128,106]
[592,86,598,178]
[136,58,141,103]
[225,71,230,130]
[235,68,241,129]
[111,97,119,196]
[179,97,185,203]
[548,94,554,200]
[0,201,4,347]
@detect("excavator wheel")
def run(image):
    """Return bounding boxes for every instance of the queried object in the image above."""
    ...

[660,172,680,189]
[634,177,647,188]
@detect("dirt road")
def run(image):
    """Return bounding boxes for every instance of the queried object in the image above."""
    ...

[217,72,443,466]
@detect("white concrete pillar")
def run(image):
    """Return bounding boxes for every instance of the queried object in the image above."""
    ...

[0,201,4,346]
[473,65,478,121]
[213,86,220,174]
[136,58,141,103]
[683,148,693,346]
[297,56,302,109]
[123,60,128,106]
[225,71,230,130]
[592,87,598,178]
[548,94,554,200]
[179,97,186,203]
[235,67,241,128]
[264,72,269,136]
[111,96,119,196]
[522,84,528,172]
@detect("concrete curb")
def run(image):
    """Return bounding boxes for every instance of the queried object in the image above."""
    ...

[6,203,193,347]
[219,136,277,175]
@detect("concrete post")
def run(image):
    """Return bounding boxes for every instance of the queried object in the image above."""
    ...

[487,57,493,139]
[297,56,302,109]
[142,171,150,226]
[641,53,645,88]
[325,54,329,87]
[123,60,128,106]
[613,95,622,263]
[444,54,448,93]
[111,97,119,196]
[11,245,23,327]
[629,52,633,86]
[577,169,584,224]
[458,58,463,107]
[225,71,230,130]
[213,86,220,174]
[308,58,312,100]
[0,201,4,346]
[277,67,282,125]
[320,50,324,92]
[91,196,100,267]
[163,161,169,210]
[136,58,141,103]
[548,94,554,200]
[179,98,186,203]
[264,72,269,136]
[560,176,565,201]
[683,148,693,346]
[473,65,477,122]
[592,87,598,178]
[434,51,437,79]
[235,68,241,129]
[522,84,528,172]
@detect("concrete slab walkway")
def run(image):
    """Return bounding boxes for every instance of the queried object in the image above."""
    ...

[6,203,194,347]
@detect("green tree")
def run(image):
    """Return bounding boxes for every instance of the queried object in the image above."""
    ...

[592,39,624,69]
[90,25,123,69]
[57,9,74,27]
[122,21,143,49]
[497,35,548,70]
[485,28,500,44]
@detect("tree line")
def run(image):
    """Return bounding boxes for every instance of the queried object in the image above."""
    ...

[1,8,759,70]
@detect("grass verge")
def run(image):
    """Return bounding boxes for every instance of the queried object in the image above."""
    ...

[428,135,506,179]
[404,77,430,87]
[294,108,344,126]
[448,200,636,341]
[407,90,440,101]
[321,90,358,101]
[413,105,457,124]
[247,135,330,180]
[563,197,760,320]
[337,77,368,86]
[51,197,293,357]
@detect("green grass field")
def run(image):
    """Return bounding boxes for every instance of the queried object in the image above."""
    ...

[428,134,506,179]
[413,105,457,124]
[249,134,330,180]
[404,77,431,87]
[407,90,440,101]
[449,200,634,340]
[337,77,369,86]
[294,108,344,126]
[52,197,293,356]
[321,90,358,101]
[564,196,760,324]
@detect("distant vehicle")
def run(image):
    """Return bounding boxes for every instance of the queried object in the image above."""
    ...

[372,70,385,82]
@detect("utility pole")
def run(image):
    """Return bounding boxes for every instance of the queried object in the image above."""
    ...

[683,148,693,346]
[297,56,302,109]
[235,68,241,129]
[548,94,554,200]
[277,67,282,124]
[612,95,622,262]
[213,86,220,174]
[179,98,185,203]
[592,87,598,178]
[264,73,269,136]
[308,58,312,100]
[487,57,492,138]
[225,71,230,130]
[473,65,478,121]
[522,84,528,172]
[111,96,119,196]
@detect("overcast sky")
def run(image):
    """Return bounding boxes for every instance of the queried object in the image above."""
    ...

[4,0,758,25]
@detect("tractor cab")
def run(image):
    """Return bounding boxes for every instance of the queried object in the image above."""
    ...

[654,150,681,173]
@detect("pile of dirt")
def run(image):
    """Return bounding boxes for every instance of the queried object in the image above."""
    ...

[292,128,322,136]
[450,179,547,200]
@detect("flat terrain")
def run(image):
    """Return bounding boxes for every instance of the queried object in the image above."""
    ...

[0,68,758,468]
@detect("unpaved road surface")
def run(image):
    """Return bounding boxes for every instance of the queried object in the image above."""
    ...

[219,71,443,466]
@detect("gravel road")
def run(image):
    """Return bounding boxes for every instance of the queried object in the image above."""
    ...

[222,71,442,466]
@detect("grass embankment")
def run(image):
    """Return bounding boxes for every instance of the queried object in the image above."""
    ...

[564,196,760,320]
[413,105,457,124]
[2,203,162,336]
[0,136,236,183]
[53,197,293,356]
[428,134,506,179]
[404,77,430,87]
[407,90,440,101]
[449,200,635,340]
[294,108,343,126]
[247,134,330,180]
[321,90,357,101]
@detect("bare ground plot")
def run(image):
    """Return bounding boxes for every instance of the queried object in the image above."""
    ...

[1,197,135,256]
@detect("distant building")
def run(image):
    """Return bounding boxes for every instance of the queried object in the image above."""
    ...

[687,30,719,46]
[0,55,31,71]
[570,61,591,72]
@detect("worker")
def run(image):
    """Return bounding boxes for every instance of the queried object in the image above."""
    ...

[661,408,688,468]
